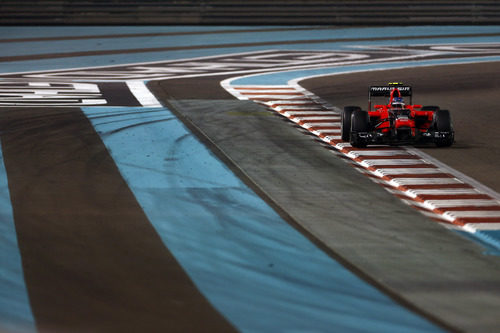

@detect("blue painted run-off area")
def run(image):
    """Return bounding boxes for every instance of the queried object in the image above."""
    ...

[81,106,442,332]
[0,150,35,333]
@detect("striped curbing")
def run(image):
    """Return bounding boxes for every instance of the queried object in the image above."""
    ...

[226,84,500,250]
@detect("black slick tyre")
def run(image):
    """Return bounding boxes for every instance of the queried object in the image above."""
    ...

[341,106,360,142]
[350,110,370,148]
[434,109,454,147]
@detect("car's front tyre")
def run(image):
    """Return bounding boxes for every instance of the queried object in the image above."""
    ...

[341,106,360,142]
[350,109,370,148]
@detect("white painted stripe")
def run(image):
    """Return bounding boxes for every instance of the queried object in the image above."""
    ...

[256,95,309,100]
[360,159,427,167]
[292,116,341,122]
[275,106,324,111]
[444,211,500,218]
[374,168,445,176]
[237,88,298,92]
[235,91,293,94]
[314,129,341,134]
[278,108,327,113]
[283,111,339,116]
[287,113,334,119]
[1,93,101,99]
[405,188,481,197]
[274,107,328,117]
[465,223,500,230]
[29,82,51,87]
[424,199,499,208]
[234,95,249,100]
[0,99,108,106]
[279,108,328,112]
[335,142,352,149]
[233,85,292,89]
[346,150,408,157]
[389,178,462,186]
[263,99,311,105]
[319,135,341,141]
[302,122,340,129]
[126,80,162,107]
[235,86,295,89]
[233,89,296,93]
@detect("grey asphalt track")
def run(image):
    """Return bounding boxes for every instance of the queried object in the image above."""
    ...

[149,63,500,332]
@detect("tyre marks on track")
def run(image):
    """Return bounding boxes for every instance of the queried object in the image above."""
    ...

[0,107,235,332]
[225,84,500,251]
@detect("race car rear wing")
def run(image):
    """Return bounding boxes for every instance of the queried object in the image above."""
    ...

[368,84,412,110]
[369,85,412,97]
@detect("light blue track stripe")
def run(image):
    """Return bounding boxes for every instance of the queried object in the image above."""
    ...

[82,106,441,332]
[1,25,500,74]
[3,25,500,58]
[2,35,498,75]
[0,146,35,333]
[231,56,500,86]
[0,26,304,39]
[2,25,500,58]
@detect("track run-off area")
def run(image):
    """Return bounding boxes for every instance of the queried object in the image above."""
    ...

[0,25,500,332]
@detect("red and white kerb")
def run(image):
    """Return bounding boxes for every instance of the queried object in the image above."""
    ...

[226,84,500,235]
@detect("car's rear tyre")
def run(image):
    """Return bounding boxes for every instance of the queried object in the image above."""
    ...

[435,109,451,131]
[341,106,360,141]
[350,110,370,148]
[434,109,454,147]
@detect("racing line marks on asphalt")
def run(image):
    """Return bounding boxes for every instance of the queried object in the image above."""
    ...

[226,84,500,241]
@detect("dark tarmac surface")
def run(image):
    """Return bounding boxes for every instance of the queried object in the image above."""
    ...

[149,62,500,332]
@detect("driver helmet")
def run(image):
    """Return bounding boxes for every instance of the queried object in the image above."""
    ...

[391,96,405,108]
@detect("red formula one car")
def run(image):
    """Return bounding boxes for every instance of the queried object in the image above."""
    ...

[341,83,454,148]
